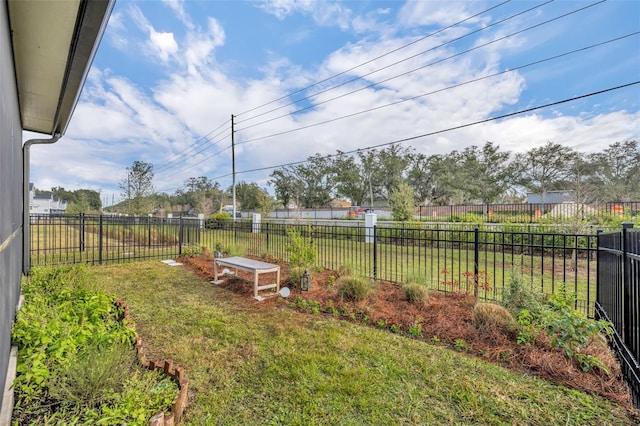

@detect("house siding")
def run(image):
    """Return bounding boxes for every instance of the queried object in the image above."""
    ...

[0,0,24,411]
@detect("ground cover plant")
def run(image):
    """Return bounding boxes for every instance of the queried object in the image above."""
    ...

[93,259,637,424]
[11,266,178,425]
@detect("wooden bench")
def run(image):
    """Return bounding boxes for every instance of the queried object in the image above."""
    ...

[212,256,280,300]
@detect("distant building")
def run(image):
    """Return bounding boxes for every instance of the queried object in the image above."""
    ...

[526,190,575,204]
[29,183,68,214]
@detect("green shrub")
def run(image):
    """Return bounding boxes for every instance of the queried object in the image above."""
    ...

[502,264,544,316]
[285,228,317,268]
[336,276,372,301]
[181,244,203,257]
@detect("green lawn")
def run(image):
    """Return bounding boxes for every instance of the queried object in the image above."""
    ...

[91,261,632,425]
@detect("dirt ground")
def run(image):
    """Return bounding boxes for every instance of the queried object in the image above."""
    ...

[179,253,637,417]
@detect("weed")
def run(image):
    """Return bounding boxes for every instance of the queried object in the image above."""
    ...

[327,275,336,288]
[430,336,440,343]
[376,320,386,329]
[390,324,401,333]
[453,339,469,352]
[408,323,422,338]
[499,350,513,362]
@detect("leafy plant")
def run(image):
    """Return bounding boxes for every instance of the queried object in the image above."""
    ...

[389,324,401,333]
[181,244,203,258]
[453,339,469,352]
[285,228,317,268]
[408,320,423,338]
[336,276,372,302]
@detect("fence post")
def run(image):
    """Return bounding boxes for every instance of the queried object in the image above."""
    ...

[79,212,85,252]
[178,217,184,256]
[147,215,151,247]
[622,222,633,344]
[98,215,103,265]
[474,227,480,297]
[265,222,270,251]
[373,225,377,280]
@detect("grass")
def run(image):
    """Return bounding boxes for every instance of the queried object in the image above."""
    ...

[91,261,632,425]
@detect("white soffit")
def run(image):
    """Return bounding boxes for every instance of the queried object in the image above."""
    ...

[8,0,114,135]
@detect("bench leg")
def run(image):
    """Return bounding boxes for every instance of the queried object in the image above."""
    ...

[254,270,259,298]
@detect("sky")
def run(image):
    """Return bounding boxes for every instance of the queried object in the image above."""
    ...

[26,0,640,206]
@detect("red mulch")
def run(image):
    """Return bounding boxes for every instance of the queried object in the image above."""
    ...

[178,253,638,418]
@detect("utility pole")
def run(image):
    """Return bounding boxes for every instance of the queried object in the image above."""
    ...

[231,114,236,222]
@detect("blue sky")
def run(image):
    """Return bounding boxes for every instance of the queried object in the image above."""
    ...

[27,0,640,205]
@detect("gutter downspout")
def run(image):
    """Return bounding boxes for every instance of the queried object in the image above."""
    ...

[23,134,61,274]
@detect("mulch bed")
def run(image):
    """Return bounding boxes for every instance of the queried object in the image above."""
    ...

[178,253,638,418]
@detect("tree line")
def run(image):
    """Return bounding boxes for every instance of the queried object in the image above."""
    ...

[103,139,639,216]
[270,140,640,208]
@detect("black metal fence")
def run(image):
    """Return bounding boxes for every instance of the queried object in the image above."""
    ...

[596,224,640,408]
[30,214,598,314]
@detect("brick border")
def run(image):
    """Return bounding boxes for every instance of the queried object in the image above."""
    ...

[115,300,189,426]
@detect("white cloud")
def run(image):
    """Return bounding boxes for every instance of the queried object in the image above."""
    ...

[128,4,179,63]
[398,0,481,28]
[162,0,194,30]
[259,0,353,30]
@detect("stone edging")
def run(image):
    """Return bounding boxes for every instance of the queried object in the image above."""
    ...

[115,300,189,426]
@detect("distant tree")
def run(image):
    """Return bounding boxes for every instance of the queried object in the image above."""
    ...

[591,140,640,201]
[389,181,415,221]
[50,187,101,213]
[516,142,576,203]
[119,161,155,215]
[333,152,369,206]
[177,176,220,215]
[407,153,459,205]
[376,145,413,201]
[235,181,270,210]
[270,153,336,208]
[269,169,303,208]
[453,142,516,204]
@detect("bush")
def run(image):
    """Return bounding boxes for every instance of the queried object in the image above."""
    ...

[206,212,232,229]
[473,303,515,333]
[285,228,317,268]
[403,283,429,304]
[337,276,372,301]
[502,264,544,316]
[181,244,202,257]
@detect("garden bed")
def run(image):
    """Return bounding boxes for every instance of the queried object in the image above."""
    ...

[179,253,637,417]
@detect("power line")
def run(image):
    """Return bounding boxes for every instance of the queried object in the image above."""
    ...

[207,81,639,180]
[234,0,513,119]
[236,0,554,127]
[154,127,231,174]
[235,26,629,148]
